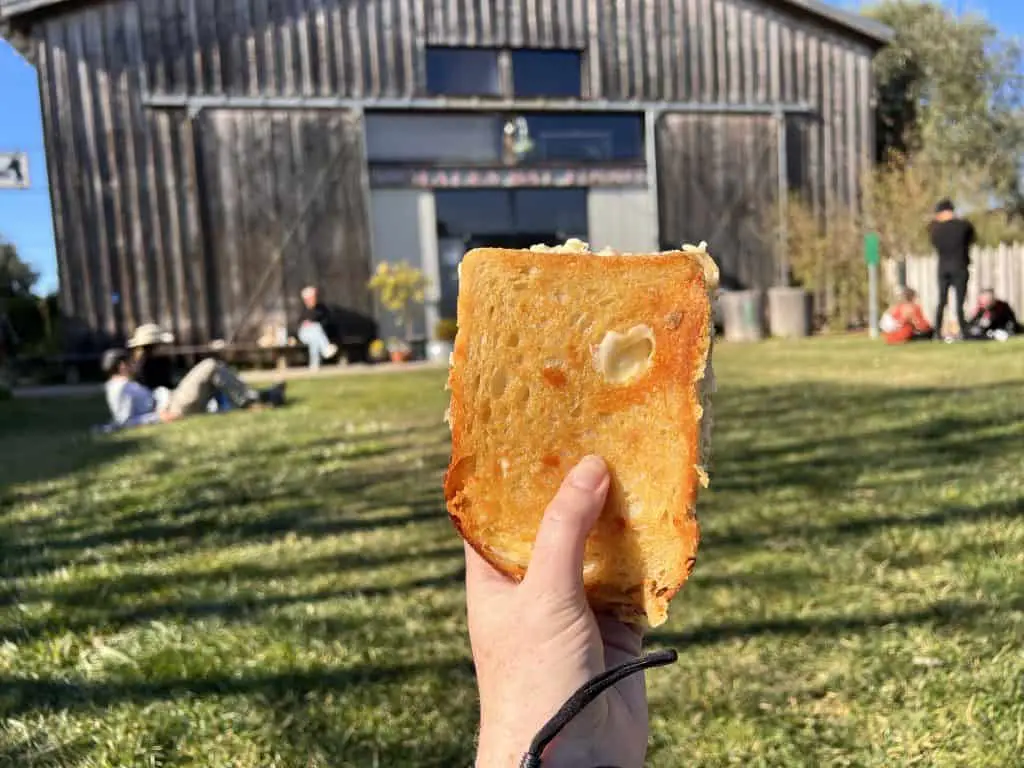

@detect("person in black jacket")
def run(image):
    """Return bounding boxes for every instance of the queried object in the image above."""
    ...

[929,199,976,339]
[297,286,338,369]
[965,289,1020,341]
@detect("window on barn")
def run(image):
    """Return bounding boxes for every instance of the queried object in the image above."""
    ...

[364,113,503,164]
[511,50,583,98]
[425,48,502,97]
[511,113,644,163]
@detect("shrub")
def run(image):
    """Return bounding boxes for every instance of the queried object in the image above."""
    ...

[367,262,428,340]
[434,318,458,342]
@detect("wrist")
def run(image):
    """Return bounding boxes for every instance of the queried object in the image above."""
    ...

[477,715,535,768]
[475,734,524,768]
[477,730,606,768]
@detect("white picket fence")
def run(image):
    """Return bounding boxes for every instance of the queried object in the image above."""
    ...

[884,243,1024,333]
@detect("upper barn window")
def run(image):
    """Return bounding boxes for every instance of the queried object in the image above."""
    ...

[425,48,502,97]
[511,50,583,98]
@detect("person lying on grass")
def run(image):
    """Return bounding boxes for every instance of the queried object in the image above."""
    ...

[880,287,934,344]
[101,348,286,429]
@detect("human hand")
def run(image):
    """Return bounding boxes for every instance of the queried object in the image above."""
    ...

[465,456,649,768]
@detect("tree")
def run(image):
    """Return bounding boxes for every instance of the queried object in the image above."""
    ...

[866,1,1024,202]
[863,151,991,257]
[0,239,39,299]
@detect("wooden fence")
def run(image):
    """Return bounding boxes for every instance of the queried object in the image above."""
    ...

[885,243,1024,333]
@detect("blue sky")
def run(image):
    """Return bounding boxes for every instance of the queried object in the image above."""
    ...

[0,0,1021,295]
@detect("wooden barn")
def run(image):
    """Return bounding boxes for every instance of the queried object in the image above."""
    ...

[1,0,891,350]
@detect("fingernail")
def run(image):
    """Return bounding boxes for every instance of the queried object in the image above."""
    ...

[569,455,608,491]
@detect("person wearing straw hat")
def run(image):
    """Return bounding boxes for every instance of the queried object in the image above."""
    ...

[126,323,177,391]
[101,348,286,429]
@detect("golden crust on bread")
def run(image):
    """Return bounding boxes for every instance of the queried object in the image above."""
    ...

[445,241,715,627]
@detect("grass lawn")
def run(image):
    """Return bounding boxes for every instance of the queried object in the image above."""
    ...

[1,338,1023,767]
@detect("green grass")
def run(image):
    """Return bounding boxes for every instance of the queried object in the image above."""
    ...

[1,339,1023,767]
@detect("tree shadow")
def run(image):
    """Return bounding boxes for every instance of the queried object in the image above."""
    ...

[0,454,452,579]
[0,657,476,720]
[0,565,467,645]
[701,496,1024,554]
[3,545,464,611]
[0,426,140,498]
[0,738,93,768]
[709,380,1024,497]
[651,595,1024,649]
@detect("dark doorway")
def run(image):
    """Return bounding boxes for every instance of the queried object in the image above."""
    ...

[466,233,560,250]
[435,188,588,320]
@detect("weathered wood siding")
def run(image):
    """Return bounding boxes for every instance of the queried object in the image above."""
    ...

[17,0,881,345]
[657,113,781,290]
[196,109,372,340]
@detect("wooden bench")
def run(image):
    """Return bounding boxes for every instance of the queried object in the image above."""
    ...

[159,335,373,370]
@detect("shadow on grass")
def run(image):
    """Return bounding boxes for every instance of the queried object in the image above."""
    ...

[702,496,1024,554]
[712,381,1024,497]
[0,564,467,644]
[0,432,141,502]
[3,377,1022,686]
[15,545,465,606]
[0,738,93,768]
[0,658,476,719]
[652,595,1024,649]
[0,499,451,582]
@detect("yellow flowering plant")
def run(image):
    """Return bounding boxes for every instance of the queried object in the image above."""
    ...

[367,261,428,341]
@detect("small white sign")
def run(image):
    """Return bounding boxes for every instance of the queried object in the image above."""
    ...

[0,152,29,189]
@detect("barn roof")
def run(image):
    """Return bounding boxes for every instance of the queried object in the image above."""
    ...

[2,0,892,46]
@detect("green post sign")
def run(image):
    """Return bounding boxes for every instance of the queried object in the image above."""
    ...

[864,232,881,266]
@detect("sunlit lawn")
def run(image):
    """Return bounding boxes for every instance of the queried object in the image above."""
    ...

[1,338,1022,767]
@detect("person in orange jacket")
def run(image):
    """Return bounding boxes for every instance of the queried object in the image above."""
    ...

[881,287,934,344]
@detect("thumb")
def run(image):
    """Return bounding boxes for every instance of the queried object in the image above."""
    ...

[523,456,610,597]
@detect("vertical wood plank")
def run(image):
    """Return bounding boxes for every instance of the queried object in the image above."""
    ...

[346,0,364,96]
[159,113,189,340]
[712,0,725,102]
[178,115,210,342]
[755,11,767,103]
[67,15,102,335]
[845,47,859,207]
[295,0,315,95]
[34,34,75,328]
[98,4,135,334]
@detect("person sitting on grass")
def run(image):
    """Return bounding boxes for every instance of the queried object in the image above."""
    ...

[964,289,1020,342]
[881,287,934,344]
[298,286,339,369]
[101,348,286,429]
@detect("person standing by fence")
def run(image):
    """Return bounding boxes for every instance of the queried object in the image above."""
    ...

[928,199,976,340]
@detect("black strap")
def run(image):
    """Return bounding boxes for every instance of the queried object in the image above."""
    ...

[517,648,678,768]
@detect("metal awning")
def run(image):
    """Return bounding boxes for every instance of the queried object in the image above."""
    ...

[142,93,818,119]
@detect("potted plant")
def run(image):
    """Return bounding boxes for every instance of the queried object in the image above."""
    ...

[387,337,412,363]
[428,318,458,363]
[367,261,428,362]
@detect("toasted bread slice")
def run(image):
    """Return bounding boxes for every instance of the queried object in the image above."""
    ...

[444,239,716,627]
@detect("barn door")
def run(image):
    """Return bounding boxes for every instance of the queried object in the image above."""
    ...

[657,114,781,291]
[194,109,373,342]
